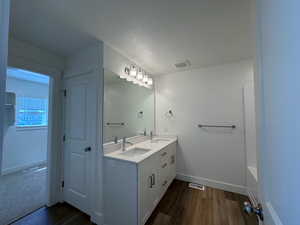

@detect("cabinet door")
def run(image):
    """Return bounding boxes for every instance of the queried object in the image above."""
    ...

[168,142,177,181]
[139,154,159,225]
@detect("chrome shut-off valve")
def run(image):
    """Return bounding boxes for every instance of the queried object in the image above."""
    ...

[244,201,264,221]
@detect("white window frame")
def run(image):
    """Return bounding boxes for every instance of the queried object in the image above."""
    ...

[15,96,49,129]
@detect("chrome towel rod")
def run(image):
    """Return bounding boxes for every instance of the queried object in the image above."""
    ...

[198,124,236,129]
[106,122,125,126]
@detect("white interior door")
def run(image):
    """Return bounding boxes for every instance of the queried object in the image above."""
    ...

[63,73,97,214]
[255,1,300,225]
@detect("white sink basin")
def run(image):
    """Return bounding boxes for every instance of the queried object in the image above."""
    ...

[120,148,150,157]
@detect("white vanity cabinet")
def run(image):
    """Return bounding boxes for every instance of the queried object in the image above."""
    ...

[104,139,177,225]
[138,153,160,224]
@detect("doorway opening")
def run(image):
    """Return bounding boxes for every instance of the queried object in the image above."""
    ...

[0,67,51,224]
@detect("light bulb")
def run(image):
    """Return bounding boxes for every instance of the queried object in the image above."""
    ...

[130,65,137,77]
[147,77,153,85]
[143,75,148,83]
[137,68,143,78]
[137,72,143,80]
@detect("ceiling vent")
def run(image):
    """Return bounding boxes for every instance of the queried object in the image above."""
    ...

[174,60,191,69]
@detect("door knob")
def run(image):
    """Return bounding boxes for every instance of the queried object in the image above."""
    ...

[84,146,92,152]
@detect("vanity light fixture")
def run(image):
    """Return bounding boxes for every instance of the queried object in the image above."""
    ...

[124,67,130,75]
[122,66,153,88]
[126,76,133,82]
[130,65,137,77]
[137,68,143,79]
[137,70,144,80]
[147,78,153,85]
[143,75,148,83]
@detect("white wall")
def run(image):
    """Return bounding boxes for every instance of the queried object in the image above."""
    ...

[155,60,253,194]
[8,38,65,74]
[256,1,300,225]
[2,77,49,174]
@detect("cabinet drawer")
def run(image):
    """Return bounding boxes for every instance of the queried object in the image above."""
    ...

[159,150,168,162]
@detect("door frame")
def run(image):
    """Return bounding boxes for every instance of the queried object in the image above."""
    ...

[0,0,10,176]
[3,59,64,206]
[2,66,62,206]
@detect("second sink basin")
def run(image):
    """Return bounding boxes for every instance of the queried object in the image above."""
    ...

[120,148,150,157]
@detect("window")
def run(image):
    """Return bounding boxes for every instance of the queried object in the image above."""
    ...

[16,97,48,127]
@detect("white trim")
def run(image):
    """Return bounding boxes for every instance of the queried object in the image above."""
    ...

[91,212,103,225]
[176,173,246,195]
[266,202,284,225]
[1,160,46,175]
[247,189,257,204]
[47,75,63,206]
[0,0,10,176]
[5,39,64,209]
[16,125,48,131]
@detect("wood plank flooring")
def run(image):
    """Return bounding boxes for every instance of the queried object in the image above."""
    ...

[9,180,258,225]
[145,180,257,225]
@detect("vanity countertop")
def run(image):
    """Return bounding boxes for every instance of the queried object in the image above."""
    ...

[104,136,177,164]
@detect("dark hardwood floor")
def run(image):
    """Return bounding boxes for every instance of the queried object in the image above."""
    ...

[9,180,258,225]
[145,180,258,225]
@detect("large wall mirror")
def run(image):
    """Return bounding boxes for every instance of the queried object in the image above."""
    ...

[104,69,155,143]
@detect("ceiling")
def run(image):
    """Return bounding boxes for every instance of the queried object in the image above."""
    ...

[10,0,253,75]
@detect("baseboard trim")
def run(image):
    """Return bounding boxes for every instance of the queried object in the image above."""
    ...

[176,173,246,195]
[1,160,47,176]
[91,211,103,225]
[266,202,283,225]
[247,190,258,206]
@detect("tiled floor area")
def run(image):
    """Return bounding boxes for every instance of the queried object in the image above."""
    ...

[0,166,47,225]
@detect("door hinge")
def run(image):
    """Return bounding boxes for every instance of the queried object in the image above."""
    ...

[61,181,64,188]
[63,135,66,142]
[63,89,67,97]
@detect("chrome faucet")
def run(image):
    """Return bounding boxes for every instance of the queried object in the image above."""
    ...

[122,137,134,151]
[113,136,118,144]
[139,128,147,136]
[150,131,153,140]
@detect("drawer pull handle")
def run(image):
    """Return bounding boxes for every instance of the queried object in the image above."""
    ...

[162,163,167,168]
[161,152,167,157]
[152,174,156,185]
[149,176,153,188]
[171,155,175,164]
